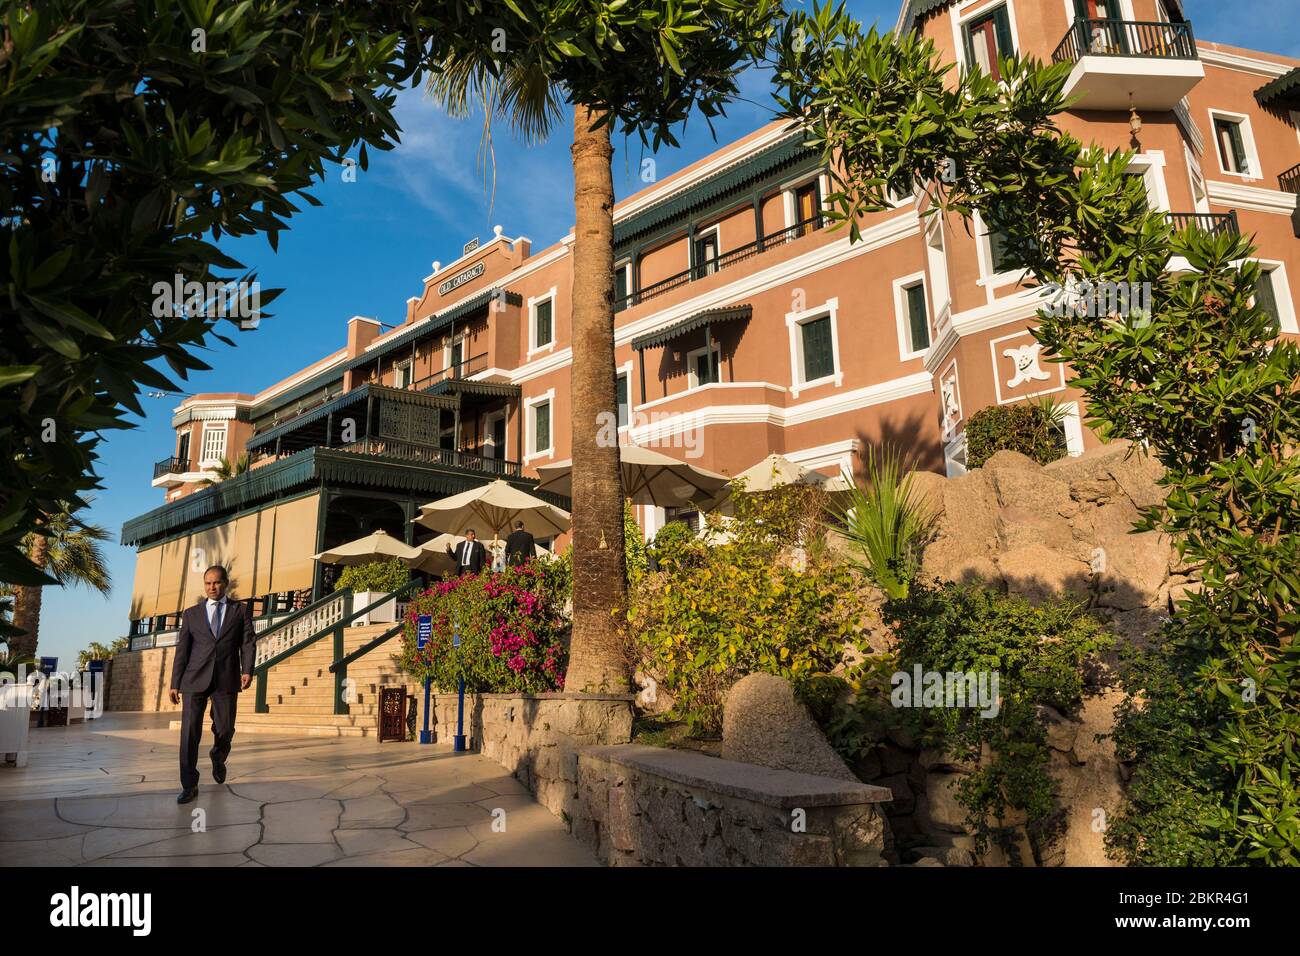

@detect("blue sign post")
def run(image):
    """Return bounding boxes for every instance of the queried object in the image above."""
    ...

[453,622,467,753]
[37,657,57,728]
[417,615,433,744]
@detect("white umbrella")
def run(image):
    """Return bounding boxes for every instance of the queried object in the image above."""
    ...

[313,528,421,565]
[414,479,571,540]
[729,453,843,492]
[535,443,730,508]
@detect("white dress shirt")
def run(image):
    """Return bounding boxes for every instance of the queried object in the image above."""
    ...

[206,596,228,636]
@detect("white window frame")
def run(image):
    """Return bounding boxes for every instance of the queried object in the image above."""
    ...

[974,209,1030,294]
[950,0,1023,78]
[925,215,952,332]
[524,388,555,464]
[1183,142,1211,215]
[616,360,633,431]
[779,169,831,230]
[394,359,413,389]
[483,410,507,460]
[1208,109,1261,180]
[443,333,467,373]
[786,296,843,399]
[939,357,963,441]
[614,258,632,303]
[198,424,228,467]
[1251,259,1299,334]
[1125,150,1171,212]
[893,272,932,360]
[685,344,723,390]
[690,225,723,276]
[1062,0,1136,28]
[943,431,969,478]
[527,287,558,357]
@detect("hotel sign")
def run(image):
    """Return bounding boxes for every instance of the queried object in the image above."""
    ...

[438,261,484,296]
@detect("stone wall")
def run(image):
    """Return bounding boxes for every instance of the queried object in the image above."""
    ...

[573,745,892,866]
[413,690,635,817]
[105,646,181,714]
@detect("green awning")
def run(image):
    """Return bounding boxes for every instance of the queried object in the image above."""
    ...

[425,379,521,400]
[614,135,815,246]
[1256,67,1300,108]
[121,446,565,546]
[629,305,752,352]
[343,288,522,373]
[246,386,371,453]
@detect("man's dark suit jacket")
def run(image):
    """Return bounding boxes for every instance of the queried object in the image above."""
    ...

[450,539,487,574]
[505,529,536,566]
[170,598,257,694]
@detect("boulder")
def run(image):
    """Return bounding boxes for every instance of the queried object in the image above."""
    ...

[721,673,857,782]
[996,544,1093,603]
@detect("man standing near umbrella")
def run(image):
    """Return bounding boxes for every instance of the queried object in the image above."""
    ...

[505,520,536,567]
[448,528,487,575]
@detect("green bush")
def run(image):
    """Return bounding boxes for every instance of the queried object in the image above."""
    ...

[629,489,862,736]
[965,401,1069,470]
[858,582,1113,856]
[397,563,569,694]
[623,500,648,588]
[333,558,410,595]
[834,447,934,599]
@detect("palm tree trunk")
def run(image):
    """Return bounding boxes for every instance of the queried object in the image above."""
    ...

[10,533,49,660]
[564,105,629,693]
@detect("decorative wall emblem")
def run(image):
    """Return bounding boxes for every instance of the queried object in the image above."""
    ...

[1003,342,1051,389]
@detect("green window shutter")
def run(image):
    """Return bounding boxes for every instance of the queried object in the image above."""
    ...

[616,374,629,427]
[535,402,550,452]
[1255,271,1281,331]
[801,316,835,381]
[993,5,1014,59]
[962,21,978,71]
[535,299,553,346]
[1229,122,1249,174]
[906,284,930,351]
[614,266,628,304]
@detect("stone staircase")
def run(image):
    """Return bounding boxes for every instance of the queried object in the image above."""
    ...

[168,623,417,738]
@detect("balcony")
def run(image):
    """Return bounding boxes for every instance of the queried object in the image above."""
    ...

[1166,211,1239,238]
[617,213,828,313]
[1052,19,1203,111]
[1280,163,1300,196]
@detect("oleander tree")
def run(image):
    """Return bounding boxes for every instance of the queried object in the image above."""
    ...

[775,4,1298,864]
[425,0,785,692]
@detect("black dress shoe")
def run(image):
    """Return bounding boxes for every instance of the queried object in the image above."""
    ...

[212,764,226,784]
[177,787,198,804]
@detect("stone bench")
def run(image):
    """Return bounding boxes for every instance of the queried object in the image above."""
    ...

[573,744,892,867]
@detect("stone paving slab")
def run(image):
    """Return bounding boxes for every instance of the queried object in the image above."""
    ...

[0,713,596,867]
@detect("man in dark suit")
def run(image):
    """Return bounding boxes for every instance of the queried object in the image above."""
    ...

[168,565,256,804]
[505,520,535,567]
[447,528,487,574]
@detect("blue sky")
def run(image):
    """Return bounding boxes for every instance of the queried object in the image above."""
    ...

[31,0,1300,666]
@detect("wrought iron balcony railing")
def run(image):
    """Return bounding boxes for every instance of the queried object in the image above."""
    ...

[152,456,190,479]
[340,437,521,478]
[1053,18,1197,65]
[616,213,829,312]
[1280,163,1300,196]
[410,352,490,391]
[1166,211,1240,238]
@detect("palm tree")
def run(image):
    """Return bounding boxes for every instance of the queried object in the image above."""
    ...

[201,452,250,484]
[7,503,112,661]
[425,61,630,693]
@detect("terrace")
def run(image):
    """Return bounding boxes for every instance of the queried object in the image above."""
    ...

[1052,18,1203,111]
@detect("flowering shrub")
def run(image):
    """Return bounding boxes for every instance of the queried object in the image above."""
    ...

[396,563,569,694]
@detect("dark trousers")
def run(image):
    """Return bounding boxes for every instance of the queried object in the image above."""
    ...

[179,688,238,789]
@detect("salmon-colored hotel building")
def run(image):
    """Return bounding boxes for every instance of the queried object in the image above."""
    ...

[122,0,1300,645]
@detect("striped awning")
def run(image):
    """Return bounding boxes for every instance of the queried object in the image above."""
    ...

[629,305,752,352]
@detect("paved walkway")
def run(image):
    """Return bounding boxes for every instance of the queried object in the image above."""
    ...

[0,713,597,867]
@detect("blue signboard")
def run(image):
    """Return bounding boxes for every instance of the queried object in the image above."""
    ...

[39,657,57,676]
[417,615,432,649]
[88,660,106,674]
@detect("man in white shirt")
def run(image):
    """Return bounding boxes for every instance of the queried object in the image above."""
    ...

[446,528,487,575]
[168,565,256,804]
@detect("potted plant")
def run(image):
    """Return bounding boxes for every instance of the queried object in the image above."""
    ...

[334,558,410,626]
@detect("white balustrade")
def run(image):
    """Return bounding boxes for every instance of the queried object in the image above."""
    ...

[254,594,349,667]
